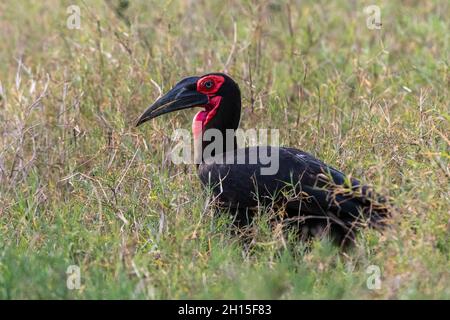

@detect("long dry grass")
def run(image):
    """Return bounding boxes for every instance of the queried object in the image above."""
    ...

[0,0,448,299]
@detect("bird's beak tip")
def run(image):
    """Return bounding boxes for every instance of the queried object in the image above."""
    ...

[134,118,143,127]
[135,116,148,127]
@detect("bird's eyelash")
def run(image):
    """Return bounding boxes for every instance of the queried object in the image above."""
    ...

[202,79,213,88]
[197,75,225,94]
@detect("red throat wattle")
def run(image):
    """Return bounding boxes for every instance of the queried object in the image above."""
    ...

[192,95,222,139]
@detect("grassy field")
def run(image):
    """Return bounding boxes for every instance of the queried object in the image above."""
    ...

[0,0,448,299]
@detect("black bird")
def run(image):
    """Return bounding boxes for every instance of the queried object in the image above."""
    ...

[136,73,390,245]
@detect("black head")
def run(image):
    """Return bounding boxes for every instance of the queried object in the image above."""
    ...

[135,73,241,133]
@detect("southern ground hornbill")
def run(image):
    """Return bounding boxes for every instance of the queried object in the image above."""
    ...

[136,73,390,245]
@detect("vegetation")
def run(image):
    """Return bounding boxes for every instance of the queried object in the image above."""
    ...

[0,0,448,299]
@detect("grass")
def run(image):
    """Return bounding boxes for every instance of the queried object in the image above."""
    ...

[0,0,448,299]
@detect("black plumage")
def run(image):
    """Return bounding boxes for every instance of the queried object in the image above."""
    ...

[199,146,388,243]
[136,73,390,245]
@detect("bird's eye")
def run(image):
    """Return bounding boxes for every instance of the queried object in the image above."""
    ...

[204,80,213,89]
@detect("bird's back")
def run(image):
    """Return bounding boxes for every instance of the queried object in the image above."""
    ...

[199,146,390,235]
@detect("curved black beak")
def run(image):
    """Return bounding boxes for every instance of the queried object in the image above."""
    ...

[135,76,208,127]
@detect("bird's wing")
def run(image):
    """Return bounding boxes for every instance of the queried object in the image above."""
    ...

[198,146,349,206]
[198,146,388,225]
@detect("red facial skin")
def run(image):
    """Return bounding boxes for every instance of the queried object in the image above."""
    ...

[197,75,225,96]
[193,75,225,128]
